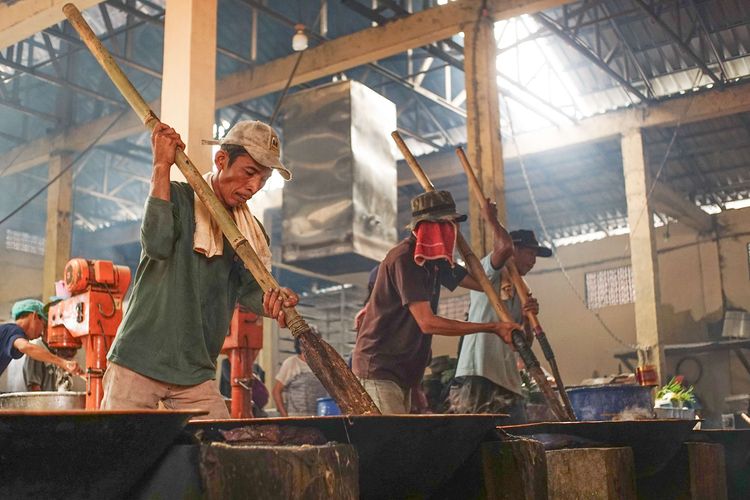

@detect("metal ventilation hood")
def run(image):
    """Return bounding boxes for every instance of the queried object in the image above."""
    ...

[280,80,398,275]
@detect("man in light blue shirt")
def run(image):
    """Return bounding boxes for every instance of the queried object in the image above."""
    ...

[449,229,551,422]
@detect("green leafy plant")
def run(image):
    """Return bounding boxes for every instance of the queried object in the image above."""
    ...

[656,377,696,408]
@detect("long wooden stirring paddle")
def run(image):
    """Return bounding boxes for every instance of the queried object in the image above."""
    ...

[62,3,379,415]
[391,131,568,421]
[456,147,576,421]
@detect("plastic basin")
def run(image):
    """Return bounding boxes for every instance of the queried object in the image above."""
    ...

[567,384,654,421]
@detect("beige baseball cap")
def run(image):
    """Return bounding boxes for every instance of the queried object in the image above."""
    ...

[202,120,292,180]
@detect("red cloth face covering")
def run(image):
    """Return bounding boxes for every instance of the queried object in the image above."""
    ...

[413,220,458,267]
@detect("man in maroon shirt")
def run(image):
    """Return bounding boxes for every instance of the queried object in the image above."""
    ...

[351,190,520,414]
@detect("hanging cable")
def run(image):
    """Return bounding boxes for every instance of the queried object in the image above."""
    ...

[269,50,304,127]
[268,8,324,127]
[505,109,640,350]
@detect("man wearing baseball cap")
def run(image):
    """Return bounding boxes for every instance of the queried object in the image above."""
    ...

[351,190,521,414]
[450,228,552,421]
[102,120,298,419]
[1,299,81,377]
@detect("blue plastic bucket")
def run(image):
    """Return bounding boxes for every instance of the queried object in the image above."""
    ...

[316,397,341,416]
[566,384,654,421]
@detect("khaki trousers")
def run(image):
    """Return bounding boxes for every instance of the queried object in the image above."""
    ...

[358,378,411,414]
[101,362,229,420]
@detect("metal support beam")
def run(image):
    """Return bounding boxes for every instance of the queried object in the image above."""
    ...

[0,107,145,177]
[397,127,444,151]
[330,0,576,124]
[650,182,713,233]
[0,54,123,107]
[499,77,576,123]
[218,0,572,107]
[44,26,162,79]
[534,13,648,102]
[7,77,750,187]
[505,83,750,159]
[0,129,25,144]
[244,0,469,118]
[632,0,722,86]
[106,0,251,65]
[688,0,728,81]
[600,4,656,99]
[22,171,143,208]
[622,129,666,383]
[0,98,59,123]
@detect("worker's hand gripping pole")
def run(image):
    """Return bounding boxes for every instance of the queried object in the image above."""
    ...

[455,147,576,421]
[391,131,568,421]
[63,3,379,415]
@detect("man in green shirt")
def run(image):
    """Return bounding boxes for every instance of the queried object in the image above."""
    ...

[102,120,298,419]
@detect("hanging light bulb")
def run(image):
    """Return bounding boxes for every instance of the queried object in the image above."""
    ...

[292,24,308,52]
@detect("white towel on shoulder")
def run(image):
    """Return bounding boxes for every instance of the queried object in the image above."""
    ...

[193,171,272,271]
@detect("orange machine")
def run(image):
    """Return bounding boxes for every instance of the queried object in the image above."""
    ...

[221,306,263,419]
[46,258,131,410]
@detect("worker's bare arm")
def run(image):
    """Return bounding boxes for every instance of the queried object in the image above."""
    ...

[481,199,514,270]
[407,301,520,344]
[12,338,82,375]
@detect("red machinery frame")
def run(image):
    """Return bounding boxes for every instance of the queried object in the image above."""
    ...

[221,306,263,419]
[46,258,131,409]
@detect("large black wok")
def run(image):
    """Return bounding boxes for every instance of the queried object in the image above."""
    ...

[188,413,504,499]
[501,419,697,477]
[0,409,201,499]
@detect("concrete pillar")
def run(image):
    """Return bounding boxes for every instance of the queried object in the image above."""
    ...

[622,129,666,382]
[546,447,637,500]
[464,13,504,255]
[42,152,73,299]
[160,0,217,176]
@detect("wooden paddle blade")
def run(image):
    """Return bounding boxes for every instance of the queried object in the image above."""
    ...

[531,328,575,419]
[527,365,566,420]
[297,329,380,415]
[511,331,565,421]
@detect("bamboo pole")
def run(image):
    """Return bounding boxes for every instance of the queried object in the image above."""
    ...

[456,147,576,421]
[63,3,379,415]
[391,131,567,421]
